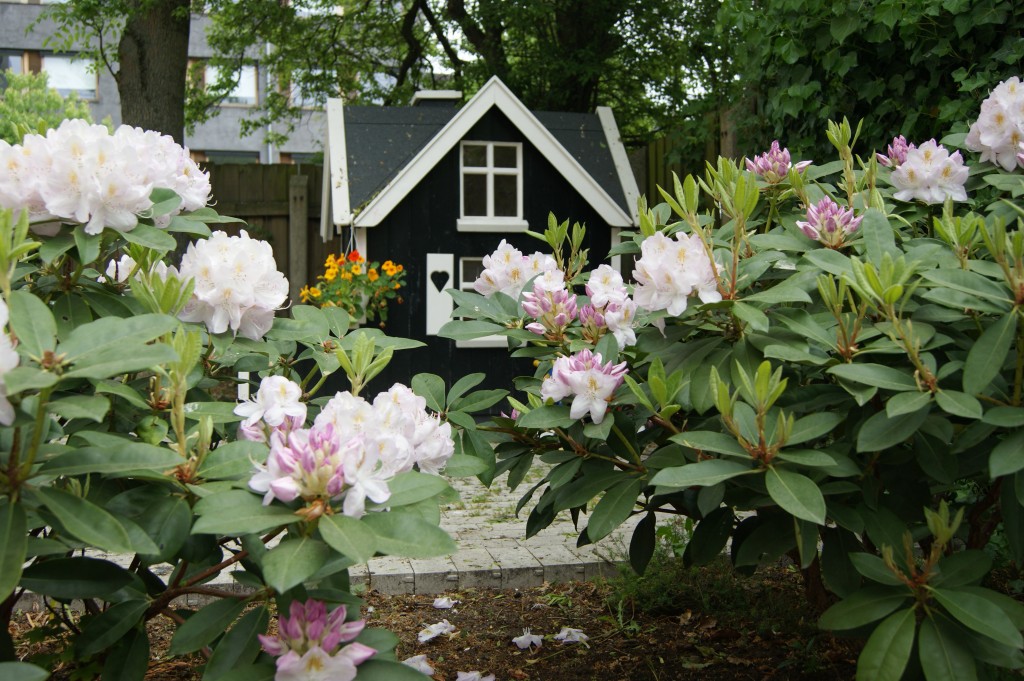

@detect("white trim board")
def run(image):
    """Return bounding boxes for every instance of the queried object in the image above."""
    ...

[326,97,352,229]
[596,106,641,225]
[335,77,634,229]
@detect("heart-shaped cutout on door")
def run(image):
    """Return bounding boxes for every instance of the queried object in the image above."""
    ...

[430,270,450,292]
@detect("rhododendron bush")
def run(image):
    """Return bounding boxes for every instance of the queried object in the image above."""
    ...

[0,123,497,681]
[442,81,1024,680]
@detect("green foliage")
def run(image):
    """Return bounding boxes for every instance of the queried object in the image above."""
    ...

[445,96,1024,678]
[0,70,93,144]
[723,0,1024,158]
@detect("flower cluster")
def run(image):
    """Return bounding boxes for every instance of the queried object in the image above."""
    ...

[175,230,289,340]
[745,140,812,183]
[965,76,1024,171]
[876,135,913,168]
[797,196,863,248]
[0,119,209,233]
[632,231,721,317]
[540,349,627,424]
[258,599,374,681]
[580,264,639,349]
[0,298,18,426]
[244,378,454,517]
[889,139,969,204]
[301,250,406,326]
[473,239,559,299]
[522,273,578,339]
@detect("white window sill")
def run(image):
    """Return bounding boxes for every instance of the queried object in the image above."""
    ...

[456,218,529,233]
[456,335,509,349]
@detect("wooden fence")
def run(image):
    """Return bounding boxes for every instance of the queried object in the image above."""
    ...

[205,162,343,301]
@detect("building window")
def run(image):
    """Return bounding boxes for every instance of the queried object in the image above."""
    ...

[206,64,258,106]
[455,256,508,348]
[0,50,24,91]
[457,141,527,232]
[41,54,96,100]
[290,69,331,109]
[202,150,260,165]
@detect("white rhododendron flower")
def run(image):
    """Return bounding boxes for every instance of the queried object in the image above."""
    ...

[554,627,589,644]
[512,628,543,650]
[0,298,18,425]
[417,619,456,643]
[401,655,434,674]
[432,596,457,609]
[473,239,560,299]
[104,254,138,284]
[0,119,210,233]
[541,349,627,425]
[247,381,454,516]
[632,231,721,317]
[890,139,969,204]
[966,76,1024,171]
[175,229,289,340]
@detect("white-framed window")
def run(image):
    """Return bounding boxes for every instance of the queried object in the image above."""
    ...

[457,141,527,232]
[206,64,258,106]
[41,54,97,100]
[456,256,508,348]
[290,69,331,109]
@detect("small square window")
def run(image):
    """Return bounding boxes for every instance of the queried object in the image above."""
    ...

[42,54,96,100]
[457,141,525,232]
[207,64,258,106]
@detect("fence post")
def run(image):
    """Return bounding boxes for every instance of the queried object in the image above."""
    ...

[288,174,309,303]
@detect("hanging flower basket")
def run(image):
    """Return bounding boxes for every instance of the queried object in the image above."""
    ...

[301,250,407,326]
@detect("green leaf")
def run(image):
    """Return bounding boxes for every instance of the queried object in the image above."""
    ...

[19,558,133,599]
[449,388,508,414]
[183,401,244,423]
[983,406,1024,427]
[818,586,910,630]
[121,222,178,252]
[0,500,27,600]
[516,404,577,429]
[60,313,178,361]
[732,301,769,333]
[383,471,451,507]
[446,373,485,406]
[587,477,643,542]
[46,395,111,422]
[765,467,826,524]
[192,490,297,535]
[34,487,133,554]
[918,616,977,681]
[64,343,177,380]
[169,598,249,656]
[0,662,50,681]
[856,407,929,452]
[77,599,148,657]
[135,496,192,564]
[629,512,657,574]
[411,373,445,412]
[442,453,488,477]
[8,289,56,357]
[360,512,455,558]
[319,515,378,563]
[685,507,734,566]
[787,412,843,445]
[855,608,916,681]
[668,430,750,457]
[935,390,982,419]
[651,459,754,488]
[990,430,1024,478]
[849,553,904,586]
[827,363,918,391]
[933,551,992,588]
[2,366,58,395]
[263,537,330,594]
[101,627,149,681]
[931,587,1023,649]
[203,607,269,681]
[437,319,505,341]
[861,209,899,264]
[963,312,1015,394]
[920,269,1012,309]
[830,13,858,43]
[198,441,268,480]
[73,226,102,264]
[886,391,932,417]
[39,443,181,476]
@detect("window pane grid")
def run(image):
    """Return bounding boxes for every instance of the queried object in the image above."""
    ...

[459,141,521,220]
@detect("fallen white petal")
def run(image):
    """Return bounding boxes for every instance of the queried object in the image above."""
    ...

[432,596,457,609]
[401,654,434,674]
[418,619,456,643]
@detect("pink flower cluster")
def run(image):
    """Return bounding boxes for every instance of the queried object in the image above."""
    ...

[745,140,812,183]
[473,239,559,299]
[175,230,289,340]
[244,379,454,517]
[966,76,1024,171]
[579,265,638,349]
[541,349,627,424]
[876,135,913,168]
[0,119,210,233]
[797,197,863,248]
[522,274,577,339]
[259,599,374,681]
[889,139,969,204]
[632,231,721,317]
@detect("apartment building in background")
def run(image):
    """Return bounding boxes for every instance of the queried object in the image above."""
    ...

[0,0,323,163]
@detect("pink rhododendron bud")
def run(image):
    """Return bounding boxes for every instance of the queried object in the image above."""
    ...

[796,197,863,248]
[522,281,577,339]
[966,77,1024,171]
[259,599,372,681]
[876,135,914,167]
[889,139,969,204]
[0,298,18,425]
[633,231,721,317]
[745,140,811,183]
[176,230,289,340]
[541,349,627,424]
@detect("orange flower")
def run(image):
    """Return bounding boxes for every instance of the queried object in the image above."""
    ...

[396,264,404,273]
[368,268,379,282]
[347,250,362,263]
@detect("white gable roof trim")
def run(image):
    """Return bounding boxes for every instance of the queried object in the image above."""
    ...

[335,77,635,229]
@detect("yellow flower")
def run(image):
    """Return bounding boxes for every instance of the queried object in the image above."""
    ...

[300,285,312,303]
[324,266,338,282]
[325,254,337,268]
[310,286,322,299]
[368,268,379,282]
[351,264,362,276]
[341,271,353,281]
[396,264,404,273]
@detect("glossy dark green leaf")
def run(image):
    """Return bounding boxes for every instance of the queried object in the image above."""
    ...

[20,558,133,599]
[192,490,297,535]
[651,459,754,488]
[856,407,929,452]
[355,660,430,681]
[0,662,51,681]
[8,289,56,357]
[319,514,378,564]
[34,487,133,554]
[101,627,149,681]
[169,597,249,656]
[73,226,101,264]
[77,599,148,657]
[46,395,111,422]
[629,512,657,575]
[918,616,977,681]
[990,429,1024,478]
[934,390,982,419]
[587,477,643,542]
[668,430,750,457]
[0,500,26,601]
[39,443,181,476]
[787,412,843,445]
[360,512,455,558]
[931,587,1023,649]
[933,550,991,588]
[384,471,451,507]
[122,222,178,252]
[449,388,508,413]
[963,312,1015,394]
[263,537,331,594]
[855,607,916,681]
[818,587,909,630]
[827,363,918,391]
[410,373,445,412]
[136,496,192,564]
[819,528,862,597]
[516,404,577,429]
[766,467,826,524]
[685,507,734,566]
[198,441,268,480]
[203,607,269,681]
[849,553,904,586]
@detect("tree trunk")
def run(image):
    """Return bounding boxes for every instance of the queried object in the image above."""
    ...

[117,0,191,143]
